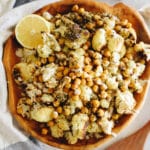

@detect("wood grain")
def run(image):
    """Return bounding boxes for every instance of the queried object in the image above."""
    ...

[106,121,150,150]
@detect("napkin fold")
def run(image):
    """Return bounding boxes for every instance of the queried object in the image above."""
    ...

[0,0,150,150]
[0,0,16,16]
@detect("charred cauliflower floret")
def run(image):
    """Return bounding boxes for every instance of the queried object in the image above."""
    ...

[87,122,102,133]
[56,115,70,131]
[50,125,64,138]
[37,32,60,58]
[99,117,114,135]
[13,62,35,84]
[41,63,58,82]
[30,106,54,122]
[115,91,136,114]
[55,16,90,49]
[72,113,89,140]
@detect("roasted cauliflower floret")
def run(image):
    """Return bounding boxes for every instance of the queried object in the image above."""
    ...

[30,107,54,122]
[65,132,78,144]
[56,115,70,131]
[80,85,93,101]
[41,94,54,103]
[72,113,89,140]
[50,125,64,138]
[41,63,58,82]
[13,62,35,84]
[92,28,106,51]
[115,91,136,114]
[99,117,114,135]
[87,122,102,133]
[37,32,60,58]
[108,31,124,52]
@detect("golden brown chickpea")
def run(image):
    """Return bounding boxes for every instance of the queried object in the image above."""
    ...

[48,56,55,63]
[92,85,99,93]
[53,101,60,107]
[84,65,92,73]
[97,109,104,117]
[81,107,89,114]
[56,106,63,114]
[52,111,58,119]
[63,68,69,75]
[72,5,79,12]
[90,114,97,122]
[91,99,100,108]
[47,121,54,127]
[64,108,71,116]
[41,128,48,135]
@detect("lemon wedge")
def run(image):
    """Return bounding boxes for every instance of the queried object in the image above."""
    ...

[15,14,50,49]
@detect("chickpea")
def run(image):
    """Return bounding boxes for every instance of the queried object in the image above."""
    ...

[91,99,100,108]
[99,83,107,90]
[63,68,69,75]
[65,83,71,89]
[69,72,76,79]
[52,111,58,119]
[93,14,101,21]
[48,56,55,63]
[71,83,79,90]
[121,19,128,26]
[84,65,92,73]
[92,107,98,113]
[86,22,96,30]
[17,107,23,115]
[112,114,120,120]
[103,49,111,57]
[126,22,132,28]
[81,107,89,114]
[72,5,79,12]
[41,128,48,135]
[87,80,94,87]
[78,7,85,14]
[56,106,63,114]
[94,59,101,65]
[81,79,86,85]
[100,91,108,99]
[64,108,71,116]
[84,57,91,65]
[26,98,32,105]
[47,121,54,127]
[57,66,65,71]
[74,78,81,85]
[94,78,101,85]
[53,100,60,107]
[72,95,79,101]
[96,20,103,27]
[97,109,104,117]
[76,72,82,77]
[115,25,121,31]
[56,72,63,79]
[90,114,97,122]
[58,38,64,46]
[83,44,89,50]
[41,58,47,64]
[92,85,99,93]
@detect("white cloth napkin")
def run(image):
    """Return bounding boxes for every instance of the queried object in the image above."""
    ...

[0,0,150,150]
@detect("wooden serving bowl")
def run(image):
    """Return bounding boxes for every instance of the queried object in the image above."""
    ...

[3,0,150,149]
